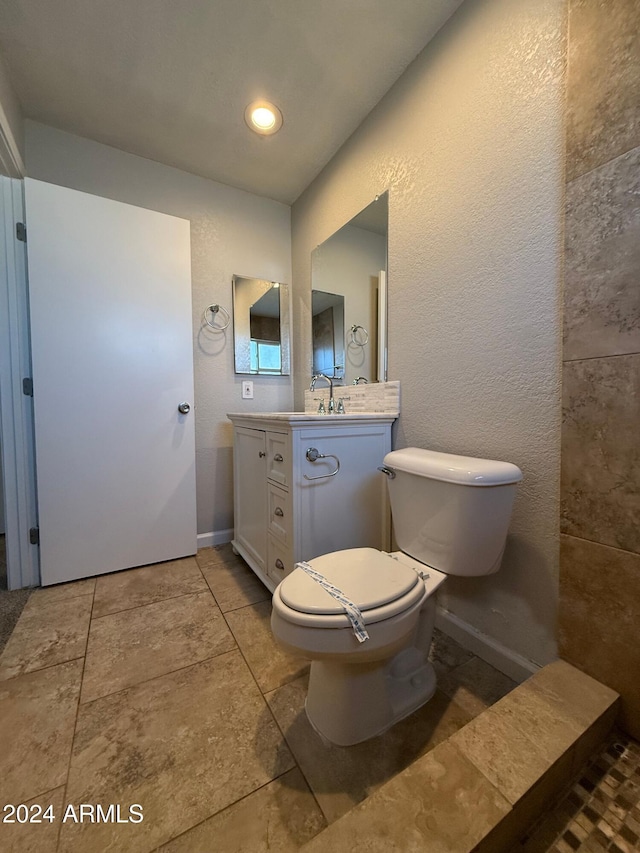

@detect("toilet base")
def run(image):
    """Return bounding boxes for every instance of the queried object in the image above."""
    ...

[304,649,437,746]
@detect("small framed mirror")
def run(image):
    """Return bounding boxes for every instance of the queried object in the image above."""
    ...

[232,275,291,375]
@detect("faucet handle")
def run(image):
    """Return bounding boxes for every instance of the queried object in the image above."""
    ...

[337,398,345,414]
[313,397,326,414]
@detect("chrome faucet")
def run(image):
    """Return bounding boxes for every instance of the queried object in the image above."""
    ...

[310,373,335,413]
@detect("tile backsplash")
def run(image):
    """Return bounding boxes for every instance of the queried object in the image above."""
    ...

[304,380,400,415]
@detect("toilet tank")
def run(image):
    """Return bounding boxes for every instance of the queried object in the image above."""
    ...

[383,448,522,577]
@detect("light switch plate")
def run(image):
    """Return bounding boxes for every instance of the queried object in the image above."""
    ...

[242,381,254,399]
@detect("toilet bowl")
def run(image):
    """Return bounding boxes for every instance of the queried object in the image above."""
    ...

[272,547,447,745]
[271,447,523,746]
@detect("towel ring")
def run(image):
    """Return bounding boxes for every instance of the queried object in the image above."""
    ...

[304,447,341,480]
[349,324,369,347]
[203,304,231,331]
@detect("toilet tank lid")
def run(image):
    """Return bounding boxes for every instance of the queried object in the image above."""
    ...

[384,448,523,486]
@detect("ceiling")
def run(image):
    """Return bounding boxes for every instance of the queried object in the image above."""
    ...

[0,0,464,204]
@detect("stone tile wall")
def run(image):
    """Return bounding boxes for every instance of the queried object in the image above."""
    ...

[559,0,640,739]
[304,379,400,414]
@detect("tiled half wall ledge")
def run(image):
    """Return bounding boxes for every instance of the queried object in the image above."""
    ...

[304,380,400,414]
[301,660,619,853]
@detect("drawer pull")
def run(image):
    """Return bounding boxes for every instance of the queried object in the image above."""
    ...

[258,451,266,458]
[274,507,284,517]
[274,453,284,462]
[275,559,285,570]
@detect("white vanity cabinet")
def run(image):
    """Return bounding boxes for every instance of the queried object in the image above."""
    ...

[228,413,395,592]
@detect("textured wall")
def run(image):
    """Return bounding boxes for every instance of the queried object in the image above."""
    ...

[559,0,640,738]
[25,121,292,538]
[292,0,566,667]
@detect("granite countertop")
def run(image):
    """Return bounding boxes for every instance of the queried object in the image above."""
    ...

[227,411,399,423]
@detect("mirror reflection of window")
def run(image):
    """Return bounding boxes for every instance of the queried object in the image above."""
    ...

[233,276,290,375]
[249,286,281,373]
[250,340,282,373]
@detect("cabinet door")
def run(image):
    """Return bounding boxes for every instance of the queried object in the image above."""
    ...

[234,427,267,571]
[296,427,390,561]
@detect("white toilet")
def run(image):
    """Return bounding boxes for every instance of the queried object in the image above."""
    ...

[271,447,523,746]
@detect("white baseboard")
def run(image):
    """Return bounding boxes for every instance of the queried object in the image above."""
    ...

[435,606,541,684]
[197,528,234,550]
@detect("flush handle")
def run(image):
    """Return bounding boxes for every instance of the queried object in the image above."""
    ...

[377,465,396,479]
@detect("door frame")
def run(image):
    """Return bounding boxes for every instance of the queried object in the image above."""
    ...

[0,176,40,589]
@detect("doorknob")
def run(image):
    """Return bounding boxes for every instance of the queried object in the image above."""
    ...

[177,402,191,414]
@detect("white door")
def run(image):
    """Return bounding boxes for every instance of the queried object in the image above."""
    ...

[25,179,196,586]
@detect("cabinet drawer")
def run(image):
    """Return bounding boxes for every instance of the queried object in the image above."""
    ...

[267,535,293,586]
[267,431,290,488]
[268,483,291,545]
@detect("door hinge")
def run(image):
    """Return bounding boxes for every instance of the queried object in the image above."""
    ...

[22,377,34,397]
[16,222,27,242]
[29,527,40,545]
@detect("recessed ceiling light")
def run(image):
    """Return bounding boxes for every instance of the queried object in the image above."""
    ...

[245,100,283,136]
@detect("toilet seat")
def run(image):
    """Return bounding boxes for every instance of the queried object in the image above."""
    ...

[274,547,426,630]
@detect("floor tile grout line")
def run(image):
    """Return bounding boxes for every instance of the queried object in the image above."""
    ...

[236,610,326,825]
[0,654,87,683]
[26,589,96,606]
[261,685,327,825]
[0,591,93,671]
[78,641,241,708]
[157,566,323,849]
[216,599,324,819]
[265,699,332,827]
[216,595,272,615]
[72,554,271,708]
[91,584,214,621]
[221,599,310,696]
[55,583,97,853]
[150,766,322,851]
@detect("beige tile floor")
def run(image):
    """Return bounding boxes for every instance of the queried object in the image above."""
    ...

[0,545,517,852]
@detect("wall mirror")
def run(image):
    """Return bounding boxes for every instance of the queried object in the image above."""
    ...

[233,275,291,375]
[311,192,388,384]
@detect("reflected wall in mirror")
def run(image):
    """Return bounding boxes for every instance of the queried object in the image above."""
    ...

[311,192,388,385]
[312,290,345,380]
[233,275,291,375]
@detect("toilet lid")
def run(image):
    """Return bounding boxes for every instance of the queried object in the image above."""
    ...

[280,548,421,615]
